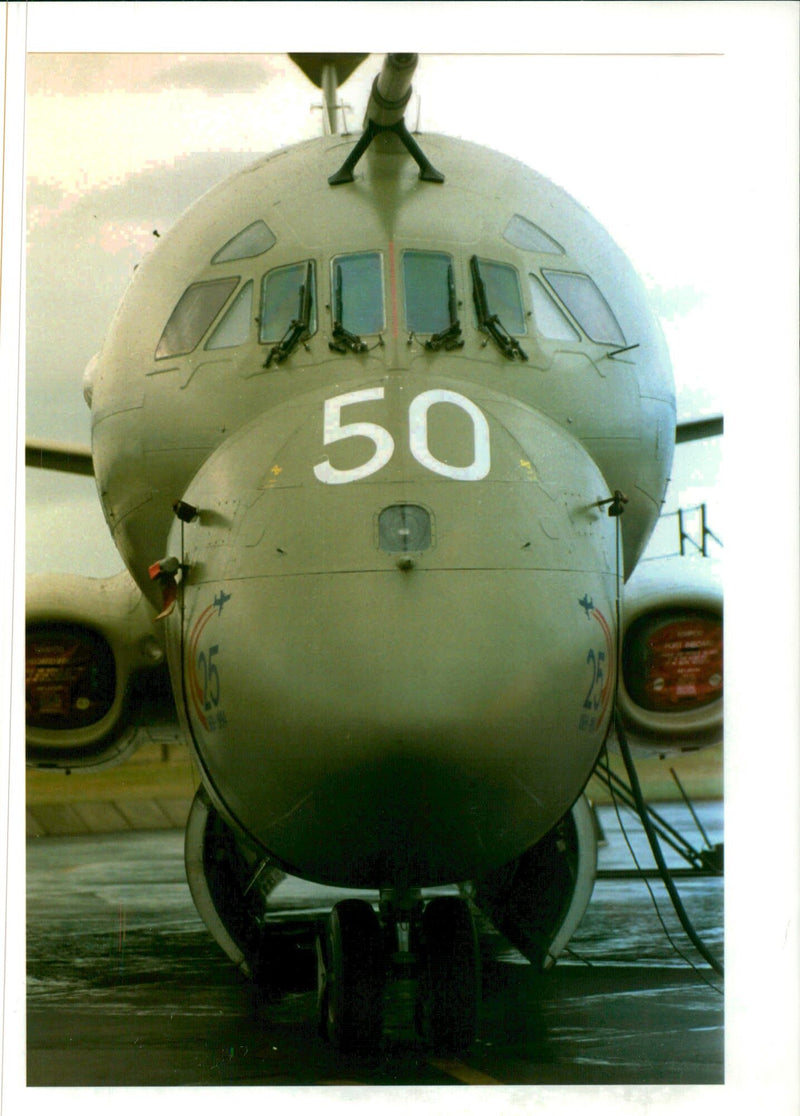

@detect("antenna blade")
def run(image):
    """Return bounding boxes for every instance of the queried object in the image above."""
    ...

[289,53,369,90]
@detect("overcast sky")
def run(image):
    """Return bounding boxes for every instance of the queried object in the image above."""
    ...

[18,5,796,579]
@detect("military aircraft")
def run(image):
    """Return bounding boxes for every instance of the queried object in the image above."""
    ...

[25,53,722,1051]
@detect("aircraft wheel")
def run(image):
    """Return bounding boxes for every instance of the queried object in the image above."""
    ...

[317,898,385,1051]
[418,896,480,1050]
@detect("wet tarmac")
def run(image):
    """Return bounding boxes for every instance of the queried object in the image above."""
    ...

[25,802,723,1087]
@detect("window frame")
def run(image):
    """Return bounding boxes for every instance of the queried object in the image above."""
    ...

[155,276,240,360]
[204,279,255,352]
[541,268,626,347]
[401,249,457,336]
[258,259,318,345]
[330,251,386,337]
[527,273,581,343]
[471,256,528,337]
[211,220,277,265]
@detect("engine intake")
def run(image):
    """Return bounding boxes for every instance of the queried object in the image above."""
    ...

[617,558,723,752]
[26,571,173,769]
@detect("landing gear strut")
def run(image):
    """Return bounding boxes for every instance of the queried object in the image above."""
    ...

[315,892,480,1052]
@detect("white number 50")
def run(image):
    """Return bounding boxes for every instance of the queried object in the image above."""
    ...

[313,386,491,486]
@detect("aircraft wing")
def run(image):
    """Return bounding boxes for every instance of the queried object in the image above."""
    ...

[675,415,723,444]
[26,437,94,476]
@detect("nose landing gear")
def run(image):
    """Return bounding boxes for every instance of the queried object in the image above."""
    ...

[316,892,480,1052]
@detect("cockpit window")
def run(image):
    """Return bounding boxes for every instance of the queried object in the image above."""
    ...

[205,280,253,350]
[332,252,384,335]
[472,258,526,335]
[402,251,453,334]
[259,261,317,343]
[504,215,564,255]
[542,269,625,346]
[212,220,276,264]
[528,275,580,341]
[155,277,239,359]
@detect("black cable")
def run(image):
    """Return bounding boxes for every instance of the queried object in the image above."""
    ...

[605,753,724,994]
[562,946,593,967]
[610,508,723,981]
[615,714,724,979]
[593,756,705,866]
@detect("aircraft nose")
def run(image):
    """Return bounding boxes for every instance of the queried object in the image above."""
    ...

[167,380,619,887]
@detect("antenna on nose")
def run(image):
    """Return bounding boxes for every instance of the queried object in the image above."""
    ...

[290,53,368,135]
[364,52,418,127]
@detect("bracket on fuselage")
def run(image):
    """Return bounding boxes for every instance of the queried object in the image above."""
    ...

[328,117,445,185]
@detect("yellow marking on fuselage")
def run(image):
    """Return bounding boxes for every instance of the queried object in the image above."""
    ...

[427,1057,500,1085]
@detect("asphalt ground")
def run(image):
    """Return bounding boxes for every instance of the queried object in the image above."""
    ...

[24,802,724,1089]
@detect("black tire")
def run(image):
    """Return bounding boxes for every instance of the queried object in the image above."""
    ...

[318,898,385,1052]
[418,896,480,1050]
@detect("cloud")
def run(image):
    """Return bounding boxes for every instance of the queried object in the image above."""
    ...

[645,282,706,322]
[148,57,272,95]
[26,54,276,97]
[26,53,119,95]
[26,470,122,576]
[26,180,64,209]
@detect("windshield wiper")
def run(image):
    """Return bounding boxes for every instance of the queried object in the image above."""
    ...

[603,343,640,360]
[329,264,368,354]
[265,261,314,367]
[470,256,528,362]
[425,263,464,352]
